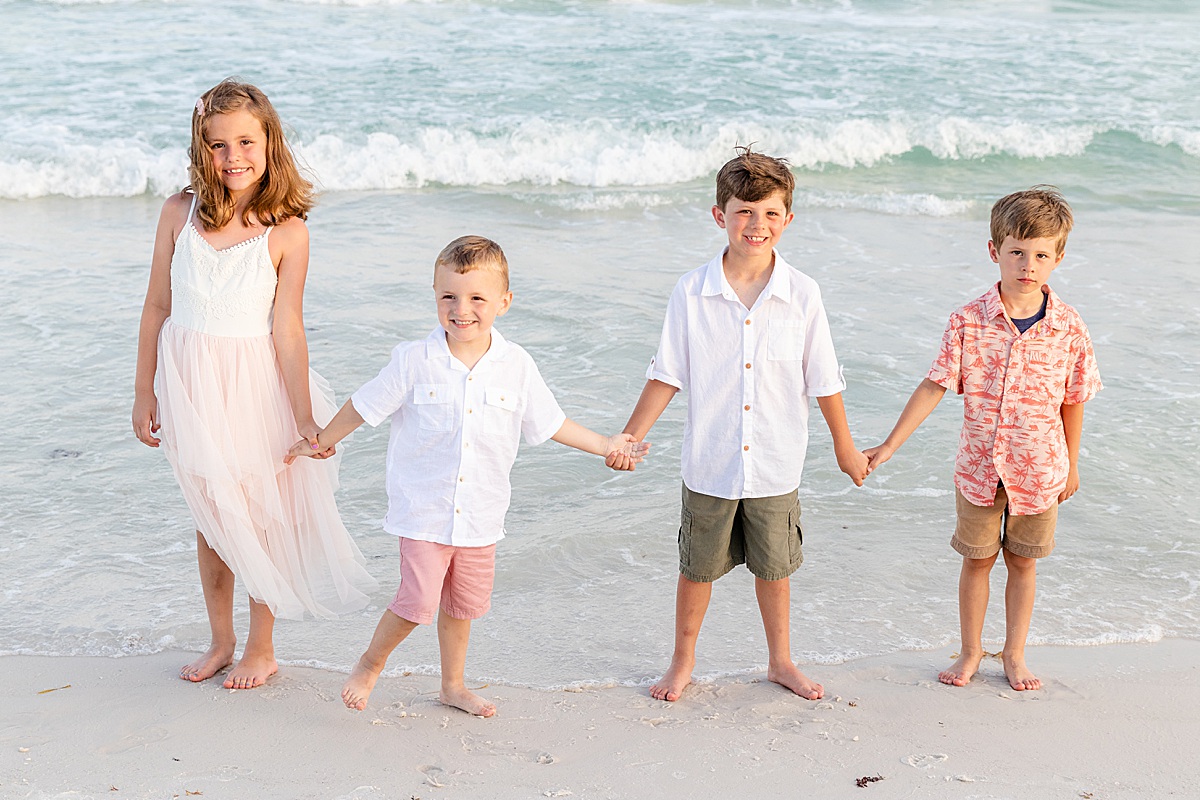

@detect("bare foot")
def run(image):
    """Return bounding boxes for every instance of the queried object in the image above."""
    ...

[650,657,694,702]
[1003,653,1042,691]
[341,660,383,711]
[223,653,278,690]
[767,661,824,700]
[440,685,496,717]
[938,651,983,687]
[180,644,234,683]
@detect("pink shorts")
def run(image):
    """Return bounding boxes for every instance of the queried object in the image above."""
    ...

[387,538,496,624]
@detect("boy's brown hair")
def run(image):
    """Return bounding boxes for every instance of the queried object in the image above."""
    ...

[715,145,796,213]
[188,78,314,231]
[990,185,1074,255]
[435,235,510,290]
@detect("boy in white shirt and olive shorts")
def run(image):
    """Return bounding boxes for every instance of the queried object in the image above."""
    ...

[289,236,645,717]
[608,149,868,702]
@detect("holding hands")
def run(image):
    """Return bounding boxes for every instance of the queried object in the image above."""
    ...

[605,434,650,472]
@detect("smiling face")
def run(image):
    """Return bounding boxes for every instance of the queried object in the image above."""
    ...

[204,109,268,200]
[434,264,512,362]
[989,234,1064,311]
[712,191,794,260]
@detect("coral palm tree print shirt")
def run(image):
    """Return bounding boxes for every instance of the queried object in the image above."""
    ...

[927,283,1101,515]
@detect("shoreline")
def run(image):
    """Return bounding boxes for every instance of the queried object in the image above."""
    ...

[5,640,1199,799]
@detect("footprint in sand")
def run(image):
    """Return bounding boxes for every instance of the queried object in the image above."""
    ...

[904,753,949,769]
[419,765,447,788]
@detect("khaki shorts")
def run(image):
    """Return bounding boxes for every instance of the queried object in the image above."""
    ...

[679,483,803,582]
[952,486,1058,559]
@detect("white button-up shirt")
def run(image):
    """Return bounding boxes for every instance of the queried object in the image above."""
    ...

[647,249,845,499]
[352,328,566,546]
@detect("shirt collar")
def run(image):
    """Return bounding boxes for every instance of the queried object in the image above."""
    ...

[700,248,793,303]
[423,326,511,366]
[983,282,1068,331]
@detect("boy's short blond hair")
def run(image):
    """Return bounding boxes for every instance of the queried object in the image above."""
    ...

[990,186,1074,255]
[715,146,796,213]
[435,235,509,290]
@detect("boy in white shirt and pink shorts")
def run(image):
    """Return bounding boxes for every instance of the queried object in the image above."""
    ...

[608,148,869,702]
[289,235,645,717]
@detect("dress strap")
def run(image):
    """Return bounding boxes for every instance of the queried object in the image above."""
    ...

[186,191,198,225]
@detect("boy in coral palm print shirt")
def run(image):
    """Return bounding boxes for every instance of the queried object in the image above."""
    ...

[865,186,1101,693]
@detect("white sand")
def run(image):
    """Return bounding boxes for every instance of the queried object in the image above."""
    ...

[4,641,1198,799]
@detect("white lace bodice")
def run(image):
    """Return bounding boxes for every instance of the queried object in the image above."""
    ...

[169,198,277,337]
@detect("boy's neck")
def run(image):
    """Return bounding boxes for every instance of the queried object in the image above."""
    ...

[445,331,492,371]
[999,286,1047,321]
[722,248,776,310]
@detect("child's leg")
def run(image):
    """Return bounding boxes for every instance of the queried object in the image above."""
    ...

[181,531,237,682]
[436,612,495,717]
[1001,550,1040,691]
[342,609,419,710]
[224,598,277,689]
[650,575,713,701]
[755,576,823,700]
[939,553,996,686]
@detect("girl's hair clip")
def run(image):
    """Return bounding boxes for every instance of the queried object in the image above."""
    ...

[195,97,205,116]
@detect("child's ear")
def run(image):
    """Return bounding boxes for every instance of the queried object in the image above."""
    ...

[987,239,1000,263]
[498,290,513,316]
[711,204,727,229]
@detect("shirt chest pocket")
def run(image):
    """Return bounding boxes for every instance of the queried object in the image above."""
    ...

[1017,344,1067,401]
[412,384,457,431]
[481,387,519,435]
[767,318,806,361]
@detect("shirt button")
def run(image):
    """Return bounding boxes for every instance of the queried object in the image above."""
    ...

[745,363,751,369]
[468,376,473,381]
[744,405,750,411]
[743,445,750,451]
[745,319,751,325]
[458,476,464,482]
[467,408,473,414]
[455,508,461,514]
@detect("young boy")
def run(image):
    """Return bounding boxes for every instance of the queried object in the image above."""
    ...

[608,148,869,702]
[288,235,645,716]
[864,187,1102,692]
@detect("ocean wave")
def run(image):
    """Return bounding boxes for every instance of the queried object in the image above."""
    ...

[0,117,1189,201]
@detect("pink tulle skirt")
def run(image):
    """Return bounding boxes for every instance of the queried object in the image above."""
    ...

[156,319,377,620]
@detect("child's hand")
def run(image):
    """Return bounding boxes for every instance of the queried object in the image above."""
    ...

[863,443,895,475]
[1058,464,1080,503]
[132,391,161,447]
[284,434,335,464]
[605,434,650,471]
[836,447,869,486]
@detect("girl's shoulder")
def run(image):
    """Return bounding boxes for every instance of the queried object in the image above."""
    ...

[158,190,195,237]
[268,214,309,248]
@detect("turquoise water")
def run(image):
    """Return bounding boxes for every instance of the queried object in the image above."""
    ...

[2,0,1198,688]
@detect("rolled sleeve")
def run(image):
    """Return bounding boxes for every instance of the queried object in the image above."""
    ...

[1064,325,1103,405]
[520,362,568,445]
[801,290,846,397]
[926,313,965,394]
[646,281,689,390]
[350,343,413,427]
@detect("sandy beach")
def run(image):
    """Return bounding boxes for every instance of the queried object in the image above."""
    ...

[5,640,1198,799]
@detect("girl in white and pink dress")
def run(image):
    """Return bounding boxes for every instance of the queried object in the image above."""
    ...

[132,80,376,689]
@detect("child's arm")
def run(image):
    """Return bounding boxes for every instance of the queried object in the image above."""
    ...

[816,392,869,486]
[270,218,320,448]
[132,195,185,448]
[863,378,947,471]
[605,379,678,470]
[285,399,366,463]
[1059,402,1085,502]
[551,419,649,464]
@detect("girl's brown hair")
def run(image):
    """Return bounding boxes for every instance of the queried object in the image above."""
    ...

[188,79,314,231]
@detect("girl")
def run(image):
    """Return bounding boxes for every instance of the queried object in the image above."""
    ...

[132,80,376,690]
